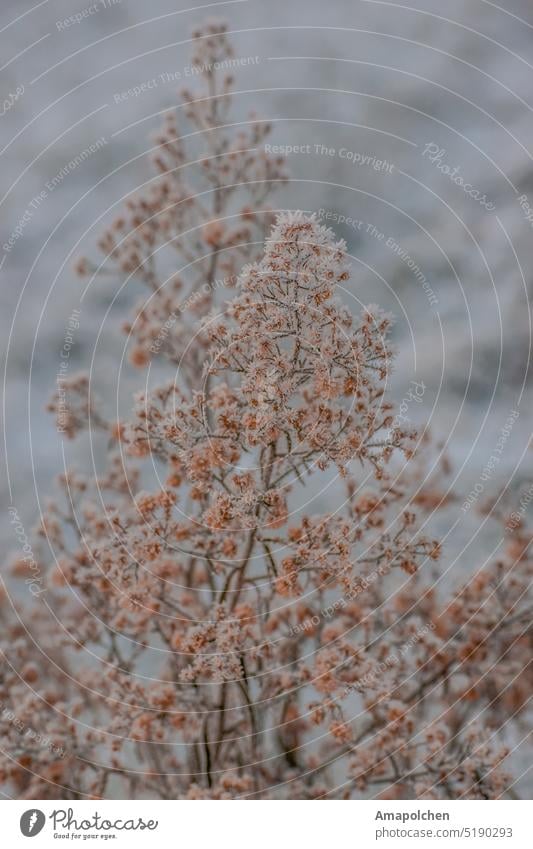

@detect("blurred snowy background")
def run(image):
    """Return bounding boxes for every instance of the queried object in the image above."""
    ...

[1,0,533,787]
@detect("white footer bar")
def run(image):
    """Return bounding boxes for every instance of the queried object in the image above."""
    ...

[3,799,531,848]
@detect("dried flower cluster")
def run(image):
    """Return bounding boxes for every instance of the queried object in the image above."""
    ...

[2,21,531,800]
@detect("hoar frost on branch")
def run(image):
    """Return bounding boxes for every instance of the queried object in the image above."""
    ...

[3,20,531,801]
